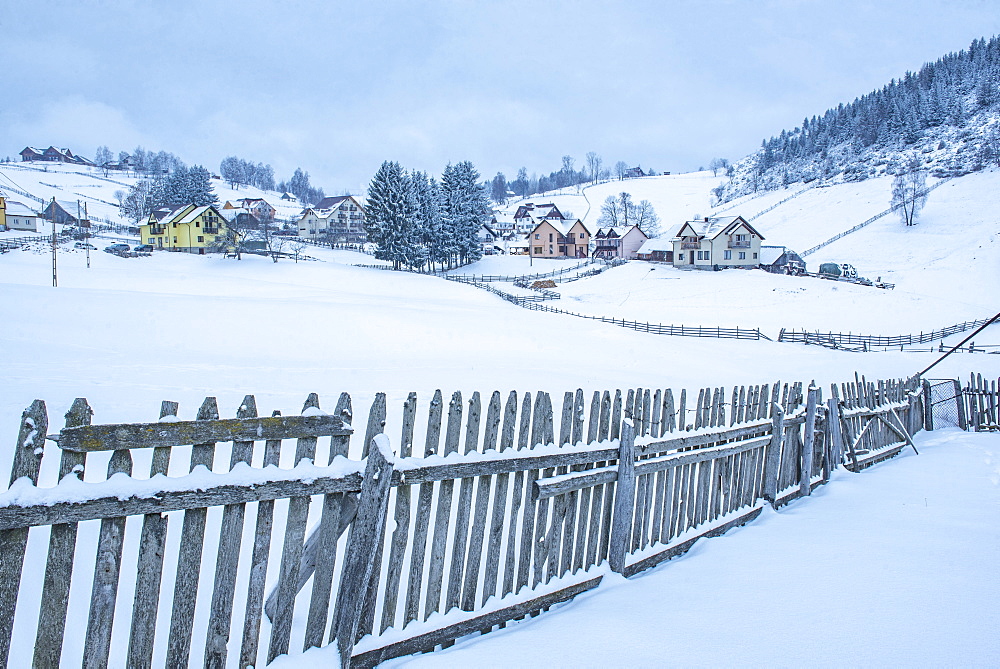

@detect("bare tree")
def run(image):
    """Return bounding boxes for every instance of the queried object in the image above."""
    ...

[891,157,929,226]
[708,158,730,176]
[586,151,603,184]
[633,199,661,237]
[289,238,309,263]
[614,161,629,181]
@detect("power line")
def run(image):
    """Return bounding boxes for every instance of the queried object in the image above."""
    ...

[918,311,1000,377]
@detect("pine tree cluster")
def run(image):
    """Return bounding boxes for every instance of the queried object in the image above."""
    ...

[366,160,490,271]
[277,168,325,206]
[715,36,1000,203]
[119,165,218,223]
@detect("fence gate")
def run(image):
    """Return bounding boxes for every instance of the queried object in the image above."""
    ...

[924,379,965,430]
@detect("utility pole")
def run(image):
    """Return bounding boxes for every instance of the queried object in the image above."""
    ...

[83,201,91,268]
[51,197,58,287]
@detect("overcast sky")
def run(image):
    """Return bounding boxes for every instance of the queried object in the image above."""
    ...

[3,0,998,194]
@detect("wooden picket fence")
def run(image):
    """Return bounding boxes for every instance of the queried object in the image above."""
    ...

[0,374,925,668]
[963,372,999,431]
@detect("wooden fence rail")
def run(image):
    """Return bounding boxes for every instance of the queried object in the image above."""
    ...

[778,317,995,349]
[0,374,926,667]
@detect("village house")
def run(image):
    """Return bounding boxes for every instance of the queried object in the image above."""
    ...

[636,237,674,262]
[2,199,40,231]
[296,195,366,243]
[41,200,84,225]
[593,225,649,260]
[623,166,646,179]
[19,146,94,166]
[513,202,566,234]
[478,224,502,254]
[139,204,231,254]
[670,215,764,270]
[223,197,276,223]
[528,218,590,259]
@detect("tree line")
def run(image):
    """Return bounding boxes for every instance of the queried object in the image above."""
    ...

[488,152,659,204]
[219,156,327,206]
[366,160,490,271]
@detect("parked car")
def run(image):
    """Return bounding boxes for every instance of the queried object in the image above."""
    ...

[103,243,130,255]
[74,242,96,250]
[134,244,154,254]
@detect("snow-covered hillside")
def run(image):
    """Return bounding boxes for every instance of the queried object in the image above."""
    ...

[0,161,307,224]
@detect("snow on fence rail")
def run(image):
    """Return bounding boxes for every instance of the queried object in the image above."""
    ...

[0,374,926,667]
[778,317,995,350]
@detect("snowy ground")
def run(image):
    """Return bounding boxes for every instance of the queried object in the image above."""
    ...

[1,167,998,667]
[271,427,1000,668]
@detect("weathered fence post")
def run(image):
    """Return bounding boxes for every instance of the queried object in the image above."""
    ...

[332,435,396,669]
[608,421,636,574]
[763,403,784,506]
[954,379,968,431]
[800,385,819,496]
[0,400,48,668]
[922,379,933,431]
[827,397,844,471]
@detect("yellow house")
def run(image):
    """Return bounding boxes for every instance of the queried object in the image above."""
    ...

[0,195,6,230]
[140,204,231,254]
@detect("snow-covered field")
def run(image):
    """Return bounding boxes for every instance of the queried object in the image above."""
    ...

[1,166,998,666]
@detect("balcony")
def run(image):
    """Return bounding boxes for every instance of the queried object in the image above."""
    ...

[681,242,700,250]
[728,241,751,248]
[203,227,219,234]
[149,226,165,235]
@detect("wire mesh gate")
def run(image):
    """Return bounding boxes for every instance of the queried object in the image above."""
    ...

[924,379,965,430]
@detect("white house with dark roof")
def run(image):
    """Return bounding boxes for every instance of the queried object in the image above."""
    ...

[670,215,764,269]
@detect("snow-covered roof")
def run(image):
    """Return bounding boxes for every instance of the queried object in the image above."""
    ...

[674,215,763,241]
[176,205,214,225]
[4,200,38,217]
[534,218,588,237]
[595,225,645,239]
[220,207,251,222]
[759,246,786,265]
[637,238,673,253]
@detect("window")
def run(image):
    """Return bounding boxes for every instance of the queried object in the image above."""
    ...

[739,252,746,260]
[196,222,200,228]
[724,250,732,260]
[735,234,747,241]
[549,233,553,242]
[197,236,204,242]
[173,236,178,243]
[753,253,758,259]
[172,223,177,228]
[534,234,540,240]
[678,252,684,261]
[534,247,542,254]
[705,251,710,260]
[559,246,566,253]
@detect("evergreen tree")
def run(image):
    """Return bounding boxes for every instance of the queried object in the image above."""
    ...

[365,161,420,270]
[440,161,488,266]
[412,171,446,269]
